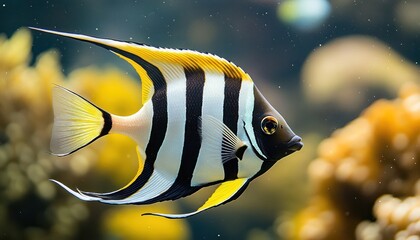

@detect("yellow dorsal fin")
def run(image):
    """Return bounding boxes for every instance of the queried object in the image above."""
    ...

[143,178,250,219]
[30,28,253,104]
[129,46,252,80]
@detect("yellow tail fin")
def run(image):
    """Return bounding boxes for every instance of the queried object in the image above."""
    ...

[50,86,112,156]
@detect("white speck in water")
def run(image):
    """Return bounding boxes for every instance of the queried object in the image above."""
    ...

[319,43,322,47]
[95,27,99,31]
[217,234,221,237]
[2,3,5,7]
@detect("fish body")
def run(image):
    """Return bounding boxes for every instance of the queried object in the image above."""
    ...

[31,27,303,218]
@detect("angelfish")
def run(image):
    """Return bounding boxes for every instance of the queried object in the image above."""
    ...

[31,27,303,219]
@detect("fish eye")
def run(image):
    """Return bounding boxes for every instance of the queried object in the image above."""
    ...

[261,116,278,135]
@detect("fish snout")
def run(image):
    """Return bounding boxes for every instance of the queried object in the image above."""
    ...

[287,135,303,152]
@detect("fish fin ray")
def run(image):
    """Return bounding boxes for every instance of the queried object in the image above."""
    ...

[199,115,247,163]
[50,179,100,201]
[143,178,250,219]
[50,86,110,156]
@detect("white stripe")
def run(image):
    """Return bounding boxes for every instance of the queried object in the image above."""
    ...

[237,81,264,178]
[237,81,253,141]
[153,63,187,176]
[243,85,267,160]
[103,63,188,204]
[191,70,226,186]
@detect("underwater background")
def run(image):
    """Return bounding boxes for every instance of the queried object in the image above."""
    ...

[1,0,420,239]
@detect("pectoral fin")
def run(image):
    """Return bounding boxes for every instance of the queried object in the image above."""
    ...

[199,115,247,163]
[143,178,250,219]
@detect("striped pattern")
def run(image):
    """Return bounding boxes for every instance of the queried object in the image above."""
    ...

[81,50,169,201]
[87,61,259,204]
[33,28,288,218]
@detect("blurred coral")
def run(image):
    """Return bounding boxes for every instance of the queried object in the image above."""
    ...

[0,29,190,239]
[302,36,420,112]
[284,82,420,239]
[357,193,420,239]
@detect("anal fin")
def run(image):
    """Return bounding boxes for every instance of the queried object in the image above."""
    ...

[143,178,250,219]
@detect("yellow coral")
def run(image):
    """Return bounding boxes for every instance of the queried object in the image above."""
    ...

[0,28,31,69]
[286,81,420,239]
[357,193,420,239]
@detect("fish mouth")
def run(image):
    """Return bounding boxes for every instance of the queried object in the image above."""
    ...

[287,135,303,152]
[242,121,303,161]
[273,135,303,160]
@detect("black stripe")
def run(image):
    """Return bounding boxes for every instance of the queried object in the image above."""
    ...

[99,110,112,137]
[178,67,205,183]
[144,67,206,203]
[81,47,168,201]
[139,182,201,204]
[222,75,242,180]
[251,86,273,161]
[88,90,168,201]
